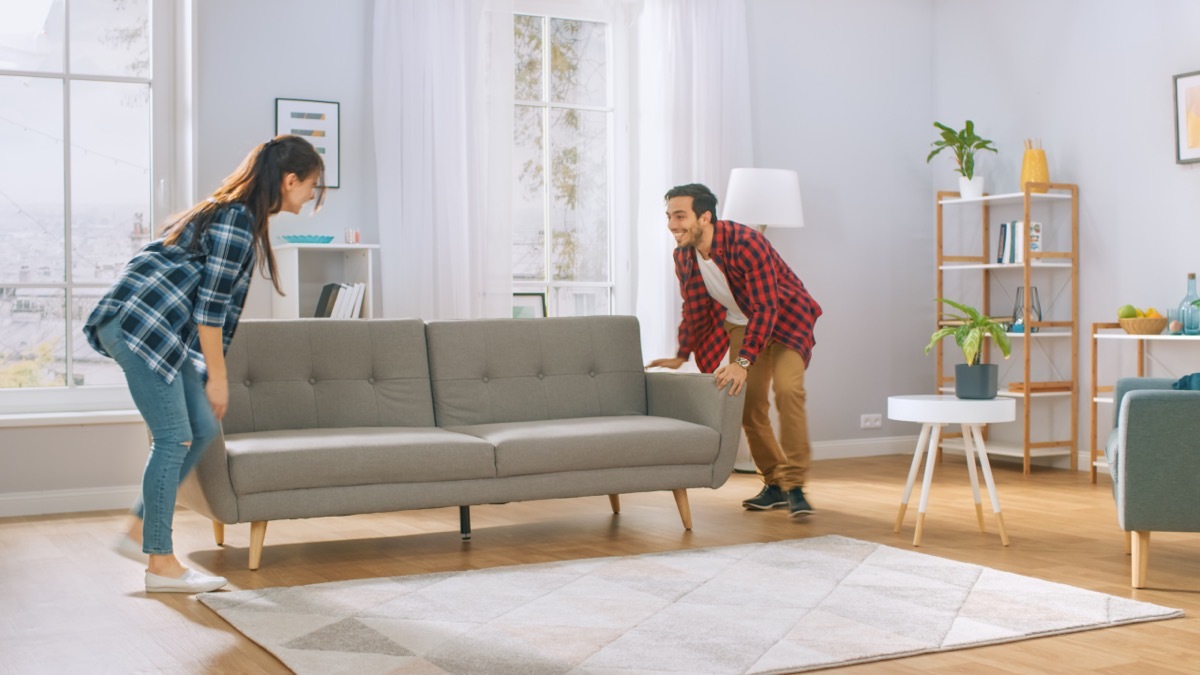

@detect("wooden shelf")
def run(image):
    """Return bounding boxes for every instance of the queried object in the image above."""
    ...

[939,438,1072,459]
[934,183,1079,475]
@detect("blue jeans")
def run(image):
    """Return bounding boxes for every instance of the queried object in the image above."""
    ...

[94,318,219,555]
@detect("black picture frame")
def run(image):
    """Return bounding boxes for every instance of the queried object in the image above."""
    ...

[275,98,341,187]
[1173,70,1200,164]
[513,292,547,318]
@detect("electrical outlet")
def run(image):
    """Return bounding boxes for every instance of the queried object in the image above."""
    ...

[860,413,883,429]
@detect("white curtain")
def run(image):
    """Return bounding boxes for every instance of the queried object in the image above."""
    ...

[373,0,513,320]
[632,0,754,362]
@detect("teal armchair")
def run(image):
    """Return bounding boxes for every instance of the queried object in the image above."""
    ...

[1105,377,1200,588]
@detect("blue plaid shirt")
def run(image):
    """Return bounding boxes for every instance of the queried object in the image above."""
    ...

[84,203,256,384]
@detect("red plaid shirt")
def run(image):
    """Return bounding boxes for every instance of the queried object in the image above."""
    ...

[673,219,821,373]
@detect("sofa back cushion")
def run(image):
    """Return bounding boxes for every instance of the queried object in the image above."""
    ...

[222,319,435,434]
[426,316,647,426]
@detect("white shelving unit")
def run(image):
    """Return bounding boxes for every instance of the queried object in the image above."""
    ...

[934,184,1080,474]
[271,243,379,319]
[1088,324,1200,481]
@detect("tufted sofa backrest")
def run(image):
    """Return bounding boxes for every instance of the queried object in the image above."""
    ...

[425,315,647,427]
[222,319,434,434]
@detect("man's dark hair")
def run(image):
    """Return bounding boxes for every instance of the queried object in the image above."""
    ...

[665,183,718,222]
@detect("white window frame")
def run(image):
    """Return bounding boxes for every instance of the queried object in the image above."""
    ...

[0,0,191,415]
[510,0,630,318]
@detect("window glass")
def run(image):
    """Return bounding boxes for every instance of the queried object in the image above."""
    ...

[0,0,65,72]
[69,0,150,78]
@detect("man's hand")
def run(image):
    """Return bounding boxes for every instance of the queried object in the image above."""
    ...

[206,377,229,421]
[714,362,747,396]
[646,357,686,370]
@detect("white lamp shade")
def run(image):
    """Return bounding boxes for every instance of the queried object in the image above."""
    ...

[721,168,804,228]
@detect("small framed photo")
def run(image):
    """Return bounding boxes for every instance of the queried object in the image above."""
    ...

[512,292,547,318]
[275,98,341,187]
[1174,71,1200,164]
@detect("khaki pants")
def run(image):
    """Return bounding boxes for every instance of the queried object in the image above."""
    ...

[726,323,811,490]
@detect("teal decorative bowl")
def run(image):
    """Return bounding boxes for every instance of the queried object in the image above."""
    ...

[281,235,334,244]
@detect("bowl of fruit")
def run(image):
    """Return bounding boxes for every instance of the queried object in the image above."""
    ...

[1117,305,1168,335]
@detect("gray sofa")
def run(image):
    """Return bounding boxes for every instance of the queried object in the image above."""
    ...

[179,316,744,569]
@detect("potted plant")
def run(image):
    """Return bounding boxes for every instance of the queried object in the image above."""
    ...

[926,120,998,200]
[925,298,1012,399]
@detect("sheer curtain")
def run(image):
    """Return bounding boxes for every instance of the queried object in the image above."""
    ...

[372,0,513,320]
[632,0,754,362]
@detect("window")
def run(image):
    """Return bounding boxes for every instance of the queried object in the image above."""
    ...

[511,9,614,317]
[0,0,170,412]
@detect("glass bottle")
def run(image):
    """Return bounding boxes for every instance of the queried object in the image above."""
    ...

[1179,273,1200,336]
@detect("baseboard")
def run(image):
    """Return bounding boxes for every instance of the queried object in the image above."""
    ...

[0,485,140,518]
[812,436,915,460]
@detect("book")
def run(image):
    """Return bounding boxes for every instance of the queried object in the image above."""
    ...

[347,282,365,318]
[313,283,342,317]
[330,283,353,318]
[996,222,1008,263]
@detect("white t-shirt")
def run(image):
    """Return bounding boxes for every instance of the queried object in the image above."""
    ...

[695,250,748,325]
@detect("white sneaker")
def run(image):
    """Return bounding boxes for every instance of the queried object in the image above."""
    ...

[145,569,228,594]
[113,534,149,564]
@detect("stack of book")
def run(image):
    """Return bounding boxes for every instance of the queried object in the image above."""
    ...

[995,221,1044,264]
[313,282,366,318]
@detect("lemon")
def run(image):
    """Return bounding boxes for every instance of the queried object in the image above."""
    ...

[1117,304,1138,319]
[1146,307,1162,318]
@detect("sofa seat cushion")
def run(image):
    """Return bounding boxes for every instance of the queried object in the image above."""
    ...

[445,415,719,478]
[224,427,496,495]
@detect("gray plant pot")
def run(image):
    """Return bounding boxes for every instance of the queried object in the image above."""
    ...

[955,363,998,399]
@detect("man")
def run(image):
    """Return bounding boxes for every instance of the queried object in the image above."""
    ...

[647,183,822,518]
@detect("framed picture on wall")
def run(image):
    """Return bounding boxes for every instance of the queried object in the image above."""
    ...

[275,98,341,187]
[1173,71,1200,164]
[512,292,547,318]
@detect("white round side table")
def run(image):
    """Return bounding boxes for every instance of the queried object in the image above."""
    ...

[887,394,1015,547]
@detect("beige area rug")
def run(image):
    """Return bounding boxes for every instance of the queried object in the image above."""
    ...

[200,535,1182,674]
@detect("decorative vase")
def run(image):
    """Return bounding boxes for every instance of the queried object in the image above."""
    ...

[1020,147,1049,193]
[955,363,998,400]
[958,175,985,200]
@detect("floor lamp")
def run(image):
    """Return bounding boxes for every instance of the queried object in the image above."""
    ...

[721,168,805,473]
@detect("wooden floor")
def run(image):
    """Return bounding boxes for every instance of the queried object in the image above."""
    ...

[1,455,1196,673]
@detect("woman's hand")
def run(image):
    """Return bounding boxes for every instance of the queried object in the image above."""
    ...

[206,376,229,420]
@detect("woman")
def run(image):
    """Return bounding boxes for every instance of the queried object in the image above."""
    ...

[84,135,326,593]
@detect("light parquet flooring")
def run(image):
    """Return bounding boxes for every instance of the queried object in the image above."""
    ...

[0,455,1196,673]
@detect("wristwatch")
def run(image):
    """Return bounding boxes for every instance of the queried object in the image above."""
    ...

[735,357,751,368]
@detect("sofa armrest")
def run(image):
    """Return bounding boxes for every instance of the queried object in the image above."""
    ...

[646,372,745,488]
[1114,389,1200,532]
[1112,377,1174,430]
[176,432,240,524]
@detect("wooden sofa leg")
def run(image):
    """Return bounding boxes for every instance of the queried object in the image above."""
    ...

[248,521,268,571]
[672,489,692,530]
[1124,530,1132,555]
[1131,531,1150,588]
[459,506,471,540]
[212,520,225,546]
[608,494,620,514]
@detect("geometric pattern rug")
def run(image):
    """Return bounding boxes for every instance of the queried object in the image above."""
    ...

[199,535,1183,674]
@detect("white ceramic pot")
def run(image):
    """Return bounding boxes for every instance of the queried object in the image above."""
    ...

[958,175,985,200]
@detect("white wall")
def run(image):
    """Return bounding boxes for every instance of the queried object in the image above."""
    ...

[931,0,1200,455]
[744,0,936,442]
[195,0,378,320]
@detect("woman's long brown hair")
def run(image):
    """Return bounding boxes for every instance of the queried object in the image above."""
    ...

[160,135,326,294]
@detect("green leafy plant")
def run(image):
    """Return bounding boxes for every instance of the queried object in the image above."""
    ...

[926,120,997,180]
[925,298,1011,366]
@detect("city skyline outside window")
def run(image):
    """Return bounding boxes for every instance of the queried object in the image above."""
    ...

[0,0,152,391]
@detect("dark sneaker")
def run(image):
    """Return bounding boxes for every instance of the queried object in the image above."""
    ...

[742,484,787,510]
[786,486,814,518]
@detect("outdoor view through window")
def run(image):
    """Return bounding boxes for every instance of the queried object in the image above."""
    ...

[1,0,151,391]
[512,13,612,317]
